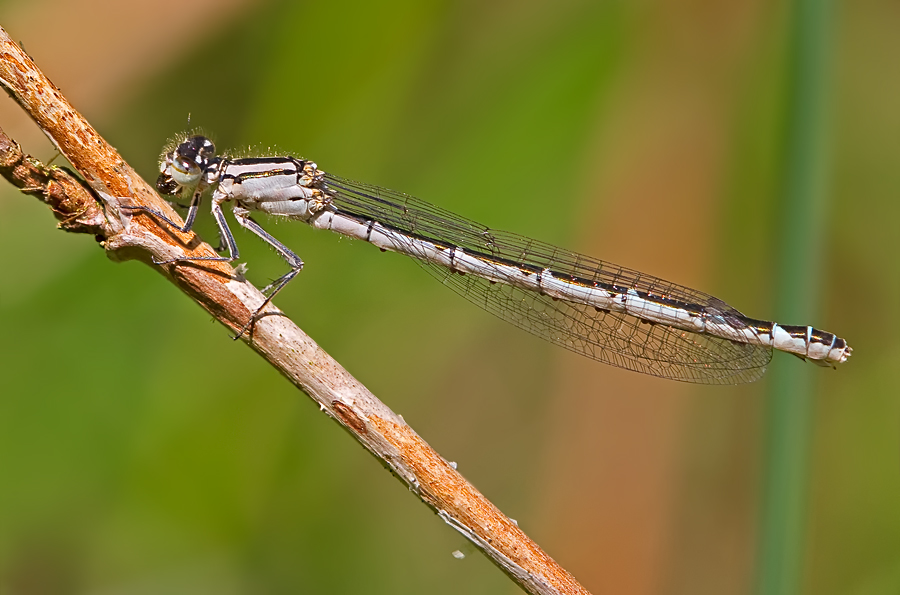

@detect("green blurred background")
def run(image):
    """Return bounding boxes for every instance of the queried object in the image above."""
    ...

[1,0,897,593]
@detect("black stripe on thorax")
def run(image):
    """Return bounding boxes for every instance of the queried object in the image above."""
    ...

[222,157,307,184]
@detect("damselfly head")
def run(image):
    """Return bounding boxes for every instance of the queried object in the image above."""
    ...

[157,135,217,195]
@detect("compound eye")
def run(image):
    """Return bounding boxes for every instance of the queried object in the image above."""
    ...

[157,135,216,192]
[180,136,216,164]
[170,157,202,185]
[158,150,202,189]
[197,137,216,159]
[176,155,198,174]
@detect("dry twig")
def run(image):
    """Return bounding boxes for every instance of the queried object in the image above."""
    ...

[0,27,589,595]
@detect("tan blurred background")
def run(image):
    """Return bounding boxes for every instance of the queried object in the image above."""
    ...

[1,0,897,594]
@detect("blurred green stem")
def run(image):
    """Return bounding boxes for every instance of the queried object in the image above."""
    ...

[756,0,835,594]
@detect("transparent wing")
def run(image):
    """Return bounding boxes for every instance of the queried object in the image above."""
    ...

[420,261,771,384]
[327,174,717,303]
[324,174,773,384]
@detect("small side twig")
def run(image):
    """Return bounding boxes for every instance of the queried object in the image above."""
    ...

[0,133,104,234]
[0,27,589,595]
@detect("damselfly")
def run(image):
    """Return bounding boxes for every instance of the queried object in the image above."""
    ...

[124,135,851,384]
